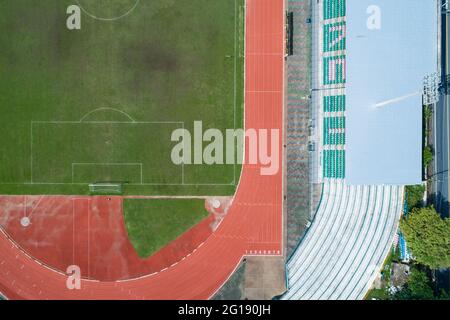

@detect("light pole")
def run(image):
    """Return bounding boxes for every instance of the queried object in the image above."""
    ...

[427,169,448,180]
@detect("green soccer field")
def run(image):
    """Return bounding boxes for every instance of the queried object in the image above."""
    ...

[0,0,244,196]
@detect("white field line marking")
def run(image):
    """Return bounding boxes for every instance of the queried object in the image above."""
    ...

[239,5,245,59]
[71,163,143,184]
[182,122,185,185]
[246,90,282,93]
[1,182,235,186]
[72,199,75,266]
[70,197,91,274]
[87,198,90,279]
[23,195,26,218]
[26,195,44,219]
[124,195,210,199]
[30,122,33,183]
[128,182,235,186]
[246,52,284,56]
[234,0,238,184]
[29,121,183,185]
[79,107,137,123]
[31,120,183,124]
[76,0,140,22]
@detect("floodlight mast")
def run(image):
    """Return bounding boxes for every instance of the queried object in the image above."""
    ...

[443,1,449,13]
[422,73,440,106]
[374,73,439,109]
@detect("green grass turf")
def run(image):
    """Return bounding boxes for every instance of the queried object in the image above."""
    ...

[123,198,209,258]
[0,0,244,195]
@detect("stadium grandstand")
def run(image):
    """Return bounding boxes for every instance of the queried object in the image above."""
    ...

[283,182,403,299]
[284,0,437,299]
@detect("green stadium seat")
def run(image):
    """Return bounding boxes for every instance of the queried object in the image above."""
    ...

[323,0,346,20]
[323,149,345,179]
[323,22,346,53]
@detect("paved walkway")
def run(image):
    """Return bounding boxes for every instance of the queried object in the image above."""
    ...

[286,0,313,257]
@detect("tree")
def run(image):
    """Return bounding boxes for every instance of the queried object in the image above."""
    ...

[423,146,433,168]
[405,184,425,210]
[392,267,434,300]
[438,289,450,300]
[407,268,434,299]
[400,207,450,269]
[424,105,433,122]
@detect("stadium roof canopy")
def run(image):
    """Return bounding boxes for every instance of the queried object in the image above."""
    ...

[346,0,438,185]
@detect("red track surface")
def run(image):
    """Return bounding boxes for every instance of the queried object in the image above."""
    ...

[0,0,284,299]
[0,196,215,281]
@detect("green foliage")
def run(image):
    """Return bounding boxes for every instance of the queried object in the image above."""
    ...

[423,146,433,167]
[405,184,425,210]
[438,289,450,300]
[423,106,433,140]
[424,105,433,122]
[392,267,434,300]
[407,268,434,299]
[366,288,389,300]
[400,207,450,269]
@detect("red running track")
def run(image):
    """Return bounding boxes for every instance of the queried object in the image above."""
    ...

[0,0,284,299]
[0,196,216,282]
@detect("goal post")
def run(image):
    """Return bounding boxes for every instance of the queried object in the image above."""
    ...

[89,183,123,194]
